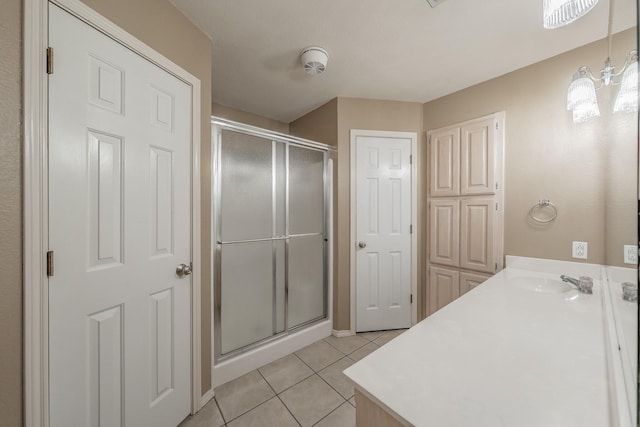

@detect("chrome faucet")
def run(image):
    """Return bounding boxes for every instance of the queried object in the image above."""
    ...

[560,275,593,294]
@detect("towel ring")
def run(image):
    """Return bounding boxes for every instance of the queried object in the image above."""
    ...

[529,199,557,223]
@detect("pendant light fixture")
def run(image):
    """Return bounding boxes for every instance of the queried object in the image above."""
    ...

[543,0,599,29]
[565,0,638,123]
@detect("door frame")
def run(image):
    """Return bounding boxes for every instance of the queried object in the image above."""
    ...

[349,130,418,334]
[23,1,203,425]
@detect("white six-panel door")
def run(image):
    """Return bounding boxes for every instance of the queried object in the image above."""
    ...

[48,5,191,426]
[354,135,412,332]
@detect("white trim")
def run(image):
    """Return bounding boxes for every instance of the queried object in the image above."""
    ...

[24,1,204,425]
[332,329,356,338]
[199,388,216,410]
[349,130,419,334]
[24,0,49,425]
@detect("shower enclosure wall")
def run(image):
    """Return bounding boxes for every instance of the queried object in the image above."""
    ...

[211,118,333,384]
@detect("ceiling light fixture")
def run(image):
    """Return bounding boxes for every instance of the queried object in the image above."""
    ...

[543,0,599,29]
[565,0,638,123]
[300,47,328,75]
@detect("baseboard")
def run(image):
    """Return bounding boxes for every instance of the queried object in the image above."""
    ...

[332,329,355,338]
[198,388,215,413]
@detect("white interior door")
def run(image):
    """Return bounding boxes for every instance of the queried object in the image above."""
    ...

[355,135,412,332]
[48,5,191,426]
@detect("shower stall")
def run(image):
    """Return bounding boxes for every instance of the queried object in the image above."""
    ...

[211,118,333,385]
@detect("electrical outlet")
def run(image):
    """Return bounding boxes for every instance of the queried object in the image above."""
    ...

[624,245,637,264]
[572,241,588,259]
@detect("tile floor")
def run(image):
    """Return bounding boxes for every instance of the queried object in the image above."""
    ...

[179,329,407,427]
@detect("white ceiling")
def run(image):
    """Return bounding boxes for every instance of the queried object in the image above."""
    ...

[170,0,636,123]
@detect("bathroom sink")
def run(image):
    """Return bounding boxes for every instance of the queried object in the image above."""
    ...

[511,276,574,293]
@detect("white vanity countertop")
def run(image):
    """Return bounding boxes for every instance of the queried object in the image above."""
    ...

[344,257,610,427]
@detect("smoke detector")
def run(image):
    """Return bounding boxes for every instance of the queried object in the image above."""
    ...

[300,47,328,75]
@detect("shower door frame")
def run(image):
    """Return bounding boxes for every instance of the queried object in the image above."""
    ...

[211,118,332,363]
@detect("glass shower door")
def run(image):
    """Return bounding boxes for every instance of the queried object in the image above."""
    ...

[218,130,286,355]
[215,126,328,359]
[288,146,326,329]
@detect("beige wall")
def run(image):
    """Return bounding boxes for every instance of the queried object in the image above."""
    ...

[291,98,424,330]
[604,103,638,266]
[423,29,637,267]
[213,103,290,134]
[1,0,23,424]
[290,98,339,146]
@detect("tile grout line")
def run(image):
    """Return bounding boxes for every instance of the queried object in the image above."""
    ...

[311,401,352,427]
[315,358,354,401]
[293,371,347,426]
[257,367,303,427]
[293,349,322,373]
[322,336,370,355]
[215,371,276,425]
[213,397,228,426]
[275,353,348,424]
[262,353,318,395]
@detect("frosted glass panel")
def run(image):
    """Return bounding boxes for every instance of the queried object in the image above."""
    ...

[221,241,273,354]
[288,235,325,328]
[289,146,324,234]
[221,130,273,241]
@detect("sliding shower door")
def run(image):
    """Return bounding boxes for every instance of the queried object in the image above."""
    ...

[288,146,326,328]
[213,121,328,360]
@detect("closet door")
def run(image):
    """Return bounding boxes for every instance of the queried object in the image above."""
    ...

[460,198,495,273]
[460,118,495,195]
[429,127,460,197]
[429,199,459,267]
[459,271,491,296]
[428,266,460,314]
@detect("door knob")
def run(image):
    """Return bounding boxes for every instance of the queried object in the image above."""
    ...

[358,241,367,248]
[176,263,192,277]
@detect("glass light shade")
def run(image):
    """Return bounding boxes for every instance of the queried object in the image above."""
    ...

[544,0,599,29]
[572,102,600,123]
[567,72,598,111]
[613,61,638,113]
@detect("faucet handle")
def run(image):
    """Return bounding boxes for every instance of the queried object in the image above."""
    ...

[578,276,593,294]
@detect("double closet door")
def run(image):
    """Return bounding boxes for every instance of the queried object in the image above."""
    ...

[427,113,504,315]
[213,123,329,359]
